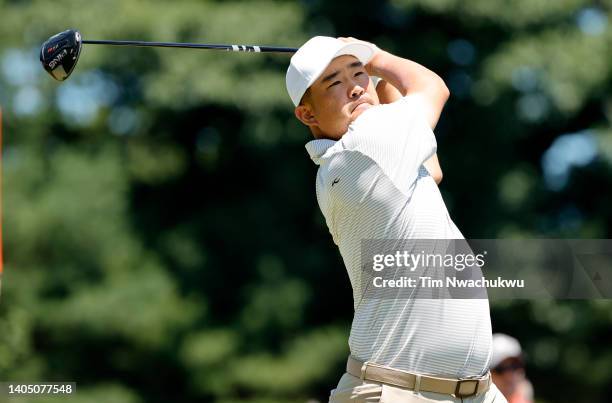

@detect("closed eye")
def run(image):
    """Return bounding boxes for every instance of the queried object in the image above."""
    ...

[328,80,341,88]
[355,72,364,76]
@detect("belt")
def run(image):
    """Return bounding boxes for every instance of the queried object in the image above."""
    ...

[346,356,491,398]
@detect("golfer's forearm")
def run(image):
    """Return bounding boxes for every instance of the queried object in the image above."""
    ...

[368,50,447,97]
[424,154,443,184]
[368,50,449,128]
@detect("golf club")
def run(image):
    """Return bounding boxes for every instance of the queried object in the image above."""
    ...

[40,29,298,81]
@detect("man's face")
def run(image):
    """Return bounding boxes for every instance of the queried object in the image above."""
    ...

[295,55,380,140]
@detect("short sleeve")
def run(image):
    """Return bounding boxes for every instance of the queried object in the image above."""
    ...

[339,94,437,196]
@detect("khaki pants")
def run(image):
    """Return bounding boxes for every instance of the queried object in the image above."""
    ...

[329,373,508,403]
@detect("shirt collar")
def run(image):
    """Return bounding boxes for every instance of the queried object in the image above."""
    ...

[305,138,337,165]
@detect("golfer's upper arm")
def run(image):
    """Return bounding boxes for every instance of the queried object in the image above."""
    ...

[409,78,450,130]
[376,77,449,130]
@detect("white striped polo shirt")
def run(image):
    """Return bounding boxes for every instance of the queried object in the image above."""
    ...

[306,94,492,377]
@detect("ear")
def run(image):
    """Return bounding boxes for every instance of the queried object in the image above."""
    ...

[294,104,318,128]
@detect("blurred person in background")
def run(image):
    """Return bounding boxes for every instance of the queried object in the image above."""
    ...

[490,334,534,403]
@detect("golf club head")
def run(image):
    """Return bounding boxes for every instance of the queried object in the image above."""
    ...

[40,29,82,81]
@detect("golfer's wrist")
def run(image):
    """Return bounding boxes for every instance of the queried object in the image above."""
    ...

[366,47,389,77]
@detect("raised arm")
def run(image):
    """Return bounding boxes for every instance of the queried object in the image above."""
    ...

[338,37,448,184]
[366,46,450,129]
[338,37,450,128]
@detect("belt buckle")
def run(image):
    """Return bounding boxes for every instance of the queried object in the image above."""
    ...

[454,379,479,398]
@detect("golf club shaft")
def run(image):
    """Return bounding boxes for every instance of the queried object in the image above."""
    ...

[82,39,297,53]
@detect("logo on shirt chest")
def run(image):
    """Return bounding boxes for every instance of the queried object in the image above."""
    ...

[331,177,340,187]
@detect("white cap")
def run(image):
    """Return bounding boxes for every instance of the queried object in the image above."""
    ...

[286,36,377,106]
[490,333,523,368]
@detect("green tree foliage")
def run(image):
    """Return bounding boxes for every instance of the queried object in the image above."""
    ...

[0,0,610,402]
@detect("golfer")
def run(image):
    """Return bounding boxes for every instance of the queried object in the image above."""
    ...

[286,36,506,402]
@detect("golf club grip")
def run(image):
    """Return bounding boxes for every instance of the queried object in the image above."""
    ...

[82,40,297,53]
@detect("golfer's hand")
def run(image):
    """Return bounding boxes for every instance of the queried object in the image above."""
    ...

[337,37,382,76]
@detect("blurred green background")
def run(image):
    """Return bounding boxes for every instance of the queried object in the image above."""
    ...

[0,0,611,402]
